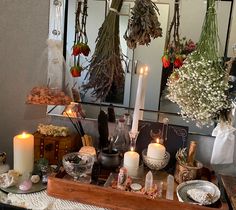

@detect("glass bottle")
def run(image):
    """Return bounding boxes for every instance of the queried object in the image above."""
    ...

[113,118,130,154]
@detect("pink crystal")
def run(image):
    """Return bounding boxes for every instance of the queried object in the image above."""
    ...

[19,180,32,191]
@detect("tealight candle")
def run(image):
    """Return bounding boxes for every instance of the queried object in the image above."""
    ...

[13,132,34,174]
[124,148,140,175]
[147,139,166,159]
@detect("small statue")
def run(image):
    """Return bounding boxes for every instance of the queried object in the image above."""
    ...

[117,167,128,190]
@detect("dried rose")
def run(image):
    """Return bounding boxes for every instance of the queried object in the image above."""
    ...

[72,44,82,56]
[162,54,171,68]
[81,43,90,56]
[174,55,183,68]
[70,66,82,77]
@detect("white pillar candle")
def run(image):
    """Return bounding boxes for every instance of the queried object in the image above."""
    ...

[124,150,140,176]
[131,68,144,134]
[139,66,149,120]
[147,143,166,159]
[13,132,34,175]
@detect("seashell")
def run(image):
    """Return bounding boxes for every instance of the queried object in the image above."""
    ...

[31,175,40,184]
[187,189,213,205]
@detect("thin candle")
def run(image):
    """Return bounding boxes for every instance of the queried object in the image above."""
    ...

[140,66,149,120]
[131,67,144,134]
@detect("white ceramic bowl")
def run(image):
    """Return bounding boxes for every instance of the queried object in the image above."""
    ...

[142,149,170,170]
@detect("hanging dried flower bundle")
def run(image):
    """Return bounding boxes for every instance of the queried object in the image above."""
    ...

[70,0,90,78]
[162,0,196,69]
[124,0,162,49]
[83,0,124,100]
[167,0,230,126]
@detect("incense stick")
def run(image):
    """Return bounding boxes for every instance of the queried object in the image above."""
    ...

[65,112,82,136]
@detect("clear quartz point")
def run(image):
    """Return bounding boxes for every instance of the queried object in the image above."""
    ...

[145,171,153,192]
[166,174,174,200]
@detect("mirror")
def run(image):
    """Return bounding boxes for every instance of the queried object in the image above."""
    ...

[48,0,234,135]
[49,0,169,115]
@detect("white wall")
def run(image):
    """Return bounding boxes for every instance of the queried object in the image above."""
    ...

[0,0,50,167]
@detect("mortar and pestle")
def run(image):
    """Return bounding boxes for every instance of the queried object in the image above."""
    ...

[98,136,121,169]
[97,110,121,169]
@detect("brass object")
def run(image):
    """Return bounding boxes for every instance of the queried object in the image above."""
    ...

[174,160,203,184]
[187,141,197,166]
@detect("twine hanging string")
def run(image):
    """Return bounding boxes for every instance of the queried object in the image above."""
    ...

[164,0,180,53]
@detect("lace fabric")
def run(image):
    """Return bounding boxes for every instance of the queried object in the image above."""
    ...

[7,190,109,210]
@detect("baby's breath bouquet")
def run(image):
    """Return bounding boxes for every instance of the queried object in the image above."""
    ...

[167,0,230,126]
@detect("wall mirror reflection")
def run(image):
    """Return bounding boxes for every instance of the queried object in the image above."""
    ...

[48,0,235,136]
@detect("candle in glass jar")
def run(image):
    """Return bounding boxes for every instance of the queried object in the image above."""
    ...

[13,132,34,174]
[147,140,166,159]
[124,149,140,171]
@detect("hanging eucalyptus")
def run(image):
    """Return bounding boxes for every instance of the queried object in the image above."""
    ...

[167,0,230,126]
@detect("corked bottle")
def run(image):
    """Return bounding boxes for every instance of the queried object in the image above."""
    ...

[187,141,197,167]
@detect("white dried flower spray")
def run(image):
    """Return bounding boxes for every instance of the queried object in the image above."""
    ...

[166,0,230,126]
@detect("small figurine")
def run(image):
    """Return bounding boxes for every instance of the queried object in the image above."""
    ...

[117,167,128,190]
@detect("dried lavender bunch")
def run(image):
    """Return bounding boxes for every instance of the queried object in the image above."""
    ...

[124,0,162,49]
[83,0,124,100]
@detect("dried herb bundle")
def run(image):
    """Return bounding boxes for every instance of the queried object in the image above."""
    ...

[124,0,162,49]
[83,0,124,100]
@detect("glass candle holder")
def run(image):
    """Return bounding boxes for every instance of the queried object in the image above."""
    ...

[129,131,139,150]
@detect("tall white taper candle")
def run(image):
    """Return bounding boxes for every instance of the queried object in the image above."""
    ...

[131,68,144,134]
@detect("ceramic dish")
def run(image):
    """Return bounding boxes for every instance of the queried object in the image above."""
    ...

[176,180,220,205]
[0,181,46,194]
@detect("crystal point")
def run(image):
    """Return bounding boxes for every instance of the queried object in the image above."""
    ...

[145,171,153,192]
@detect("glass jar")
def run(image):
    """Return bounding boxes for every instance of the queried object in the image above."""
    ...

[113,118,130,154]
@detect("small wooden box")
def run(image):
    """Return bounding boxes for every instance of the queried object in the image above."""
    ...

[34,132,81,164]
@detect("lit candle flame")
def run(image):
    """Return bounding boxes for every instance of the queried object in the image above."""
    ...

[22,132,27,138]
[130,147,134,152]
[139,68,144,75]
[156,138,160,144]
[67,109,72,114]
[144,66,149,75]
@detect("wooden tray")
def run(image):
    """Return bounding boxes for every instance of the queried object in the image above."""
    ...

[47,176,228,210]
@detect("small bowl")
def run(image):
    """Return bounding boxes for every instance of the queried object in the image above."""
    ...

[98,148,121,169]
[142,149,170,170]
[62,152,94,180]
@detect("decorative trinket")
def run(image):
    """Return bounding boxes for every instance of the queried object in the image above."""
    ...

[117,167,128,190]
[30,175,40,184]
